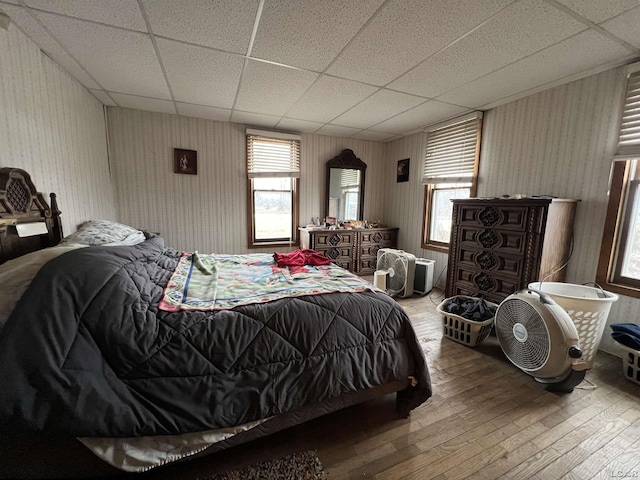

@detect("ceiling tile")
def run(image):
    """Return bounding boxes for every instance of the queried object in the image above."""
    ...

[601,5,640,49]
[141,0,258,54]
[315,125,362,137]
[389,0,586,98]
[286,75,378,123]
[352,130,396,142]
[234,59,319,116]
[24,0,147,31]
[372,101,469,133]
[34,11,171,99]
[110,93,176,114]
[1,4,101,89]
[332,89,426,128]
[230,111,281,129]
[251,0,383,71]
[176,103,231,122]
[556,0,640,23]
[437,30,633,108]
[325,0,514,86]
[275,118,323,133]
[157,38,243,108]
[89,89,117,106]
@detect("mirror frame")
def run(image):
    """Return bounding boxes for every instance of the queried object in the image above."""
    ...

[325,149,366,221]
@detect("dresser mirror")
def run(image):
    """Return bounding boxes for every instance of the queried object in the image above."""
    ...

[325,149,366,221]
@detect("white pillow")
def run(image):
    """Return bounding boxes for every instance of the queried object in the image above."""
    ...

[61,220,146,246]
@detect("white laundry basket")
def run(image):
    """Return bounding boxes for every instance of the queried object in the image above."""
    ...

[528,282,618,369]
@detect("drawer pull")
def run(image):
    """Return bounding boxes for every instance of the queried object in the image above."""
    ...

[478,229,499,248]
[328,233,341,246]
[476,251,498,270]
[479,206,500,226]
[474,273,496,292]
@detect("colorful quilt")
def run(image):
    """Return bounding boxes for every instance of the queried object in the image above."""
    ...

[159,252,376,311]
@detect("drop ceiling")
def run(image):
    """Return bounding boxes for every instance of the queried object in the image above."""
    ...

[1,0,639,142]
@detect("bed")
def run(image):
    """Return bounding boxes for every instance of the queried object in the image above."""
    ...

[0,168,432,477]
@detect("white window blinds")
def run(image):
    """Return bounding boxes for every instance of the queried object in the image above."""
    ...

[246,129,301,178]
[422,112,482,184]
[616,65,640,158]
[340,169,360,188]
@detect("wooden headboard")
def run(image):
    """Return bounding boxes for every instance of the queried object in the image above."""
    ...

[0,168,63,264]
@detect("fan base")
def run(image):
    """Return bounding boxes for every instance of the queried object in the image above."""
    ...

[535,369,586,393]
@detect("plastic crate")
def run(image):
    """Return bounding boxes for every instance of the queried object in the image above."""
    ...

[614,341,640,386]
[436,296,497,347]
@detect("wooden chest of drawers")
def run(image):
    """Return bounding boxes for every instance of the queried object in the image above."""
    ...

[445,198,578,304]
[299,227,398,274]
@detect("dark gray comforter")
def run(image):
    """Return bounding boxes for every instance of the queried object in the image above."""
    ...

[0,237,432,437]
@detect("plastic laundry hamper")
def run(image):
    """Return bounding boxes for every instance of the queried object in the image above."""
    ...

[613,341,640,385]
[528,282,618,369]
[436,296,498,347]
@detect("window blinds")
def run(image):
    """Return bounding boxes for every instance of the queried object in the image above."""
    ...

[246,129,301,178]
[616,67,640,158]
[422,112,482,184]
[340,169,360,188]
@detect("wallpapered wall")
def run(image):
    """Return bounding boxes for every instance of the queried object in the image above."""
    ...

[0,23,115,234]
[2,18,634,356]
[106,107,387,254]
[385,67,634,355]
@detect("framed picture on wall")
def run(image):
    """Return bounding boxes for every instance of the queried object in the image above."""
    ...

[174,148,197,175]
[397,158,409,182]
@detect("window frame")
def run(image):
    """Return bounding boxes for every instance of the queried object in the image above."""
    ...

[246,130,300,249]
[596,159,640,297]
[421,114,482,252]
[422,183,475,253]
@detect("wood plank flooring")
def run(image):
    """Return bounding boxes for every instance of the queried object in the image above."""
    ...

[145,290,640,480]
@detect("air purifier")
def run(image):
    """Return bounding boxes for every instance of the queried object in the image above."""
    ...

[413,258,434,296]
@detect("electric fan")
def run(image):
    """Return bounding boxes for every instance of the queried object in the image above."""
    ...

[375,248,415,298]
[495,288,587,392]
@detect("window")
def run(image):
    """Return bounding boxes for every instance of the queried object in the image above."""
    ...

[340,169,361,220]
[597,64,640,298]
[421,112,483,252]
[246,129,300,247]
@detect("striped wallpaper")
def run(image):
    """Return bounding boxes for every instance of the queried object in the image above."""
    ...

[2,18,636,357]
[0,23,115,235]
[106,107,387,255]
[385,66,635,355]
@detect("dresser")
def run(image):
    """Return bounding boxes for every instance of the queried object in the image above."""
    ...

[299,227,398,275]
[445,198,578,304]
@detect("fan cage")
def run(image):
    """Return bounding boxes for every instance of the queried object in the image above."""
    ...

[378,253,407,293]
[495,298,551,372]
[436,296,497,347]
[376,249,415,298]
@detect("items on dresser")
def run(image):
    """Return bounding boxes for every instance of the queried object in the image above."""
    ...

[445,198,578,304]
[299,227,398,274]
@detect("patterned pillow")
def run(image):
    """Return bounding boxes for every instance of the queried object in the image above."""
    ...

[61,220,146,246]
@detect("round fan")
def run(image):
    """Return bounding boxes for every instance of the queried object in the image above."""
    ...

[375,249,415,298]
[495,288,586,392]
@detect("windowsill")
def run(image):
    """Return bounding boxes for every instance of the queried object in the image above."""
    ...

[594,278,640,300]
[421,243,449,254]
[249,241,300,249]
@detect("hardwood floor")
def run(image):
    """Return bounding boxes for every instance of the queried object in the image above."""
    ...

[145,290,640,480]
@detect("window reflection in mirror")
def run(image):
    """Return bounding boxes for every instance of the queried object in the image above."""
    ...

[328,168,360,220]
[325,149,366,221]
